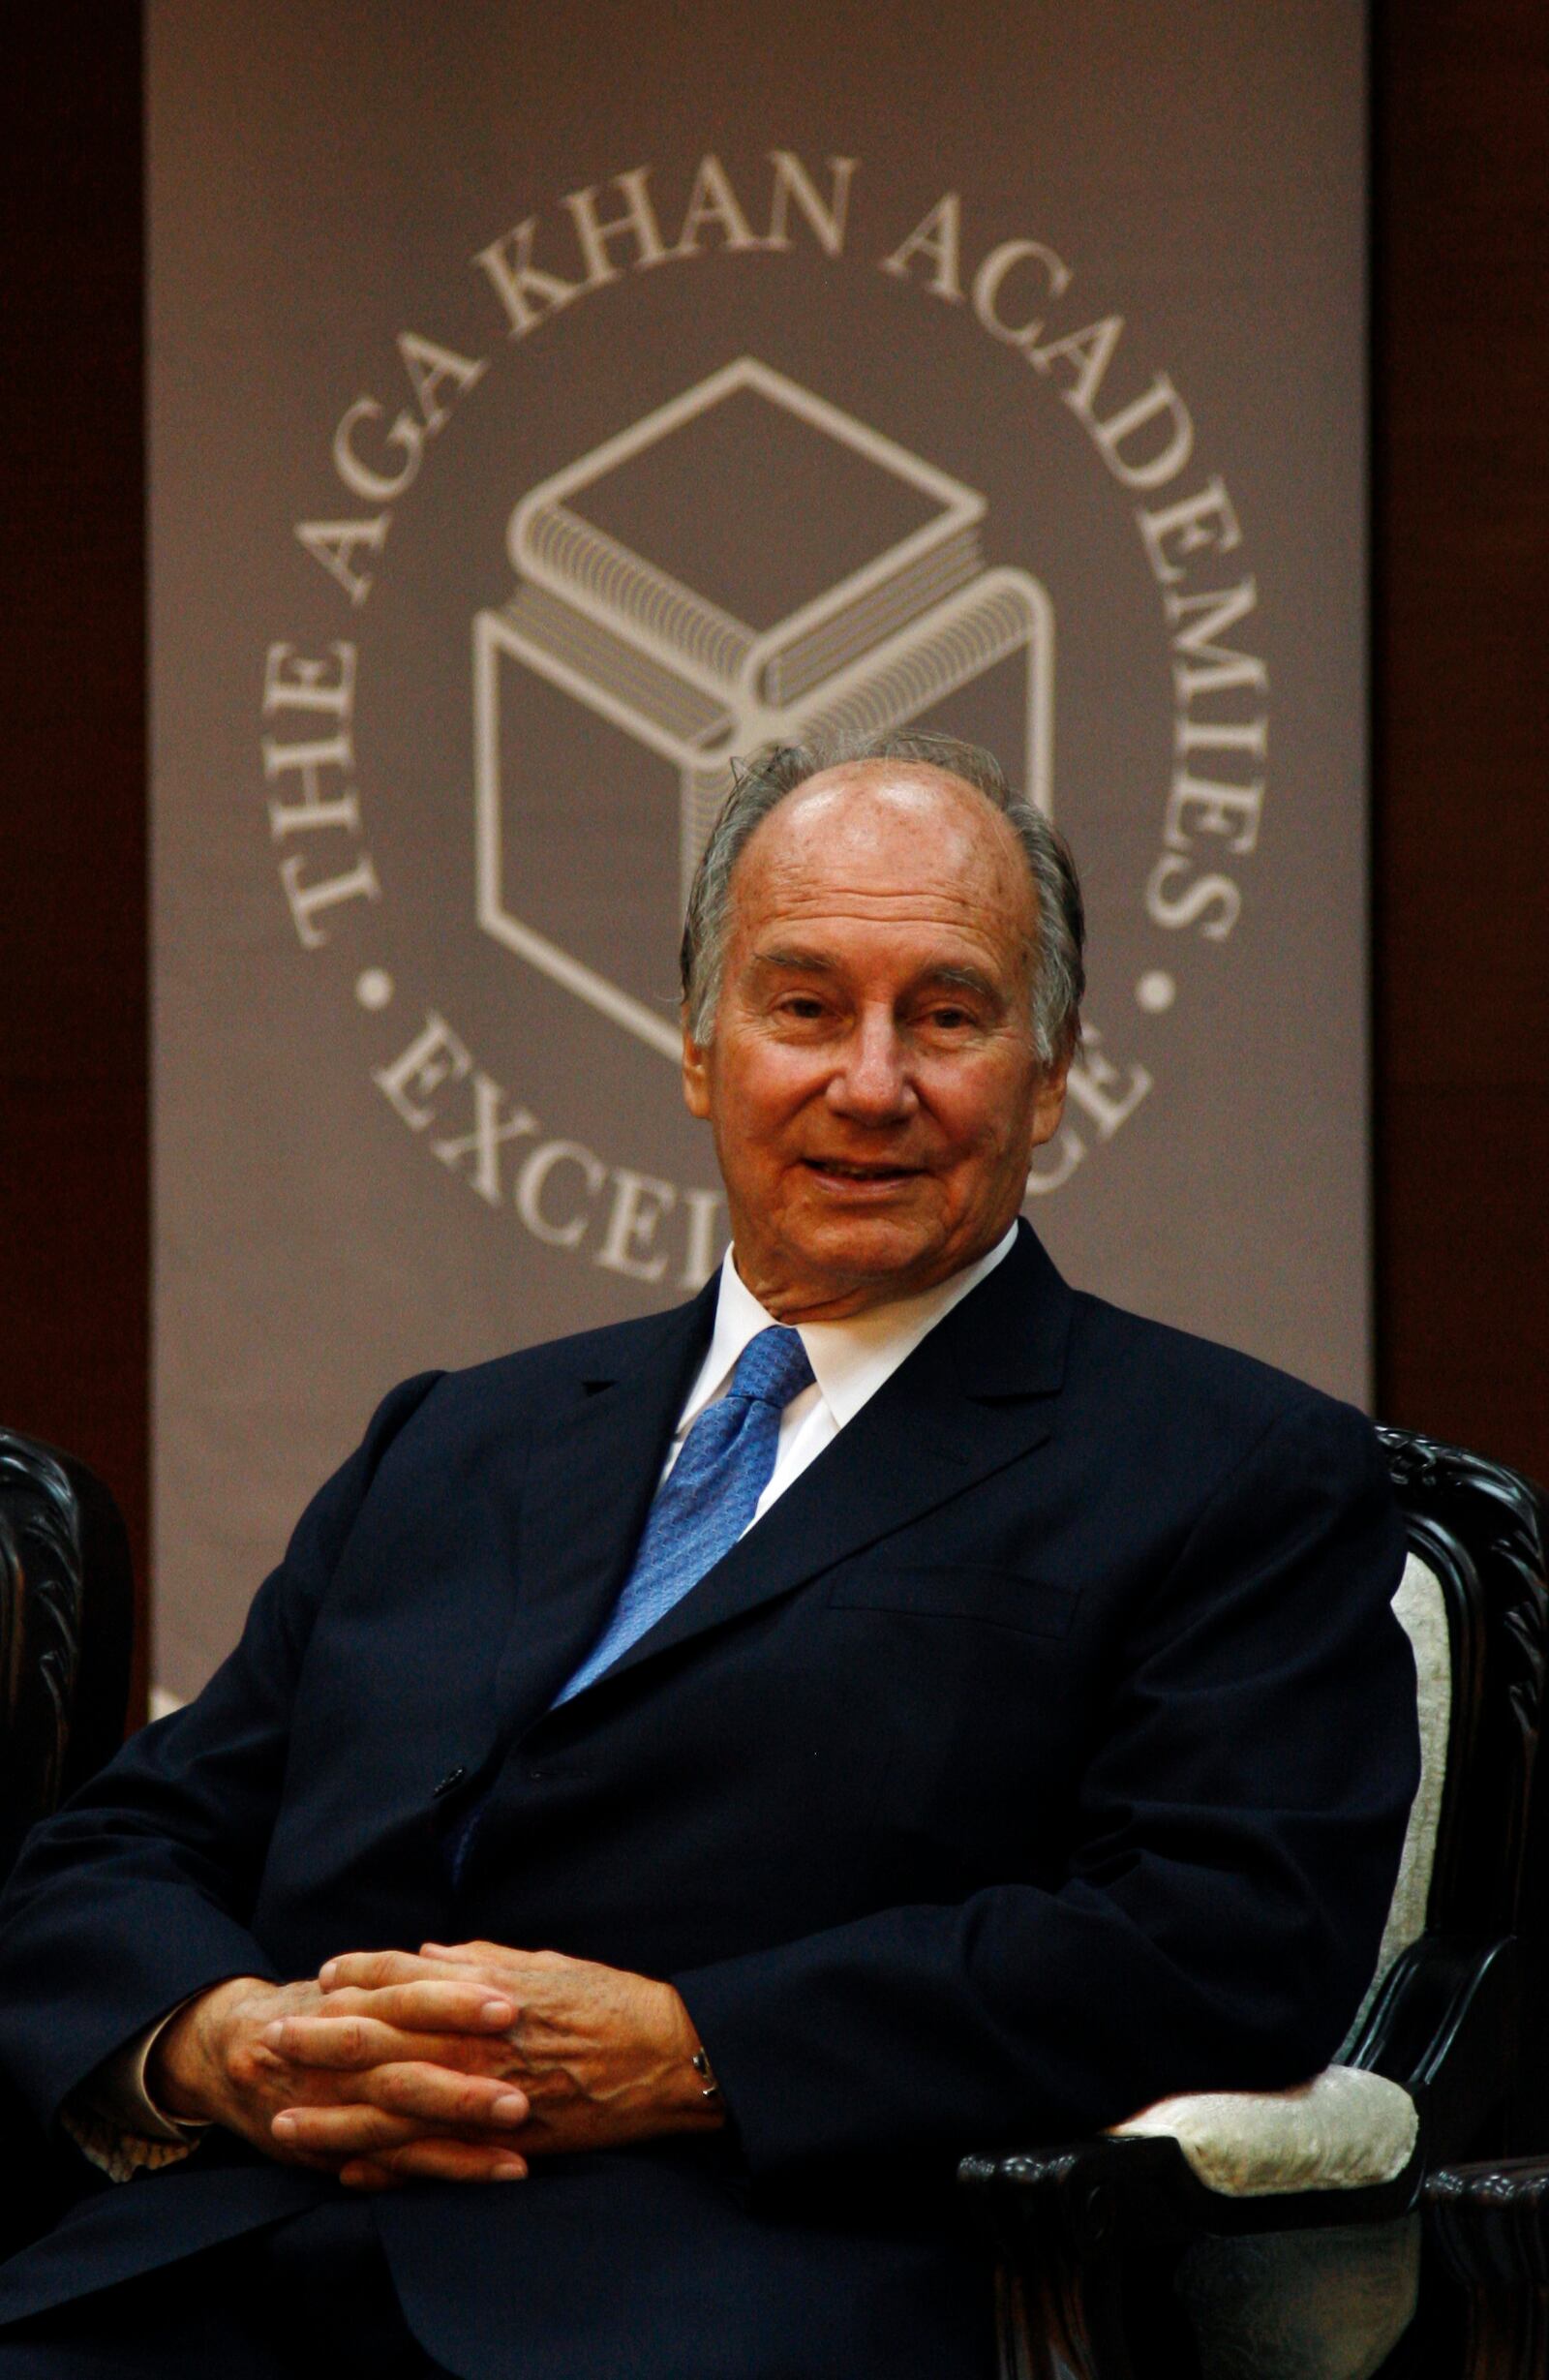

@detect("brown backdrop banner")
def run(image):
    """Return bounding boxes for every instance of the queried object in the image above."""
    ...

[149,1,1368,1701]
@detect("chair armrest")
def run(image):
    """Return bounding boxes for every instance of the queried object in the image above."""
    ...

[1108,2064,1416,2197]
[958,2131,1421,2380]
[960,2126,1419,2250]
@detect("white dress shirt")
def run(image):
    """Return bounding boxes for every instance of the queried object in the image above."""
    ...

[668,1220,1019,1517]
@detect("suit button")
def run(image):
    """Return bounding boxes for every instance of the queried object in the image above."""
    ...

[433,1765,468,1799]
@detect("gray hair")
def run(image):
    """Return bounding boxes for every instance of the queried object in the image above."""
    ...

[680,731,1084,1065]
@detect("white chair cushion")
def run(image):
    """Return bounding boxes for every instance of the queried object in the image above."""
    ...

[1109,2064,1418,2195]
[1340,1550,1452,2048]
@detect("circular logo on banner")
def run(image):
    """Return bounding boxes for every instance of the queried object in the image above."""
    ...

[259,154,1267,1296]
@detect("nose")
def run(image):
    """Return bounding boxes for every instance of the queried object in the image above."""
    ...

[826,1010,917,1124]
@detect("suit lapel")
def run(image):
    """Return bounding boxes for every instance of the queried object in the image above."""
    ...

[495,1282,717,1728]
[560,1224,1074,1702]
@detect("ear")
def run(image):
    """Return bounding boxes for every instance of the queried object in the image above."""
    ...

[1027,1054,1071,1148]
[682,1024,712,1119]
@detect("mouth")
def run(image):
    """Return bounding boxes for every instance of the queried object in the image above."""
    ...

[802,1158,923,1189]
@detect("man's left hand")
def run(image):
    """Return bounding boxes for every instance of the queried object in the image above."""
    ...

[263,1943,720,2188]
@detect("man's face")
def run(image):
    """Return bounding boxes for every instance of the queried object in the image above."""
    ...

[682,761,1070,1321]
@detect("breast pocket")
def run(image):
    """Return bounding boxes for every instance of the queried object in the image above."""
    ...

[825,1562,1078,1639]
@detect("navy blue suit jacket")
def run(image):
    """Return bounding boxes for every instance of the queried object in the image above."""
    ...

[0,1226,1418,2378]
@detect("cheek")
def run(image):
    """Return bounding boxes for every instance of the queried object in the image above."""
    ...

[726,1051,827,1130]
[709,1089,802,1195]
[943,1076,1028,1148]
[933,1083,1045,1188]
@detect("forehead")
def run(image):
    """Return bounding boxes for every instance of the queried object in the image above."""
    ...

[730,761,1034,931]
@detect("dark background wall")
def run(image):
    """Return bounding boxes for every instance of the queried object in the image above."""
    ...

[1372,0,1549,1481]
[1,3,1545,1721]
[1,8,149,1717]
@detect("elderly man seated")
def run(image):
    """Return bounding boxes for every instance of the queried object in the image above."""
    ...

[0,733,1416,2378]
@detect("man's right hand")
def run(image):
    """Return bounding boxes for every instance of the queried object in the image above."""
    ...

[149,1973,532,2182]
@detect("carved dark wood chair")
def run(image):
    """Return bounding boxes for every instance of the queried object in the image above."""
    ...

[0,1429,136,2253]
[1424,2156,1549,2380]
[958,1426,1549,2380]
[0,1427,135,1877]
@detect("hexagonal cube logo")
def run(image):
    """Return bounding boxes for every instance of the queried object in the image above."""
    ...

[474,355,1053,1063]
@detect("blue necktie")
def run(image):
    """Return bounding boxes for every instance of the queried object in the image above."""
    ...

[554,1324,816,1705]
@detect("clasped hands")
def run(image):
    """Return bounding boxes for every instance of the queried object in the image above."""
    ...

[149,1943,720,2190]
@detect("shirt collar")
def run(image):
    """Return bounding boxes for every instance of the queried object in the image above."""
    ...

[684,1222,1020,1433]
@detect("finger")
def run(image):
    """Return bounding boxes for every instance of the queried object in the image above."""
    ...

[339,2141,528,2188]
[261,2015,487,2074]
[316,1981,515,2032]
[263,1999,513,2069]
[419,1940,520,1964]
[272,2105,422,2155]
[261,2013,400,2071]
[261,2021,502,2078]
[319,1950,442,1993]
[272,2103,521,2160]
[334,2159,402,2192]
[362,2062,530,2130]
[277,2067,529,2144]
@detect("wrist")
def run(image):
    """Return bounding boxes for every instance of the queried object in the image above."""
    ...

[149,1975,269,2122]
[658,1985,725,2128]
[689,2046,723,2113]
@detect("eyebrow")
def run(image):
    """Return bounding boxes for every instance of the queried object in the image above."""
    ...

[751,948,1006,1006]
[750,946,840,977]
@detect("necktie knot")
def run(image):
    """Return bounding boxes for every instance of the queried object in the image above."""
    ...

[728,1325,814,1412]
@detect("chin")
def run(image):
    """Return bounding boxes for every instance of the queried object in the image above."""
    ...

[790,1220,947,1286]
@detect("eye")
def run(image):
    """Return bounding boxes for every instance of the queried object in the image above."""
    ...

[925,1004,976,1032]
[776,993,829,1022]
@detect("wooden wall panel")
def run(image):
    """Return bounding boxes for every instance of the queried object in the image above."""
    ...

[0,8,149,1720]
[1373,0,1549,1488]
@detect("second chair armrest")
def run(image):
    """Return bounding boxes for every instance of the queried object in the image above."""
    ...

[958,2131,1420,2380]
[1106,2063,1418,2197]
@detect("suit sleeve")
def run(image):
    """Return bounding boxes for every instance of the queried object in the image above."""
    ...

[673,1394,1419,2177]
[0,1372,442,2134]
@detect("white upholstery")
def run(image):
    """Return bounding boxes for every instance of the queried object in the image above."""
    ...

[1109,2063,1418,2195]
[1340,1550,1451,2048]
